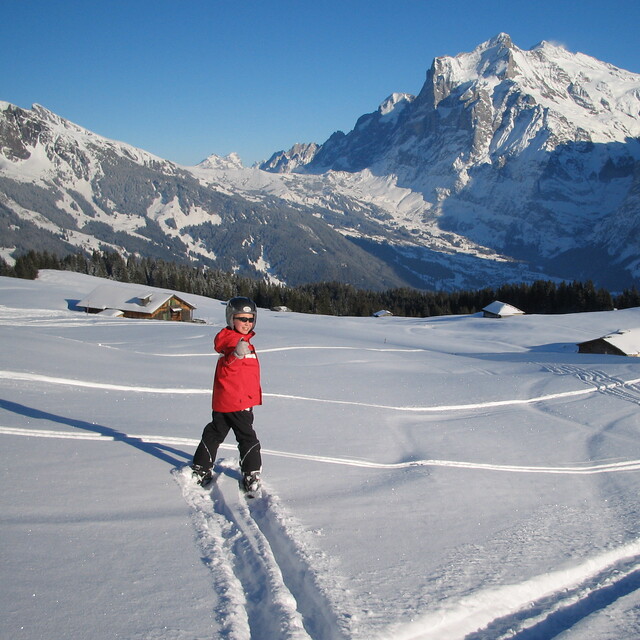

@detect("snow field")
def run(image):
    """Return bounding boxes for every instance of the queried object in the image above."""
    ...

[1,270,640,639]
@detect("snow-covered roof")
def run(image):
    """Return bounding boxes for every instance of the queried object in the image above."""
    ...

[97,308,124,318]
[580,329,640,356]
[373,309,393,317]
[482,301,525,317]
[77,283,195,314]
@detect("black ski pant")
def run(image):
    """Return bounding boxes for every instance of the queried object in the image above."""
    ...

[193,409,261,474]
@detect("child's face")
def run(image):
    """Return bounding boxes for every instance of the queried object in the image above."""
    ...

[233,314,254,335]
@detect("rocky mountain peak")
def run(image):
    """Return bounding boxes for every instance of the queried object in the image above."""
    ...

[260,142,320,173]
[378,93,415,117]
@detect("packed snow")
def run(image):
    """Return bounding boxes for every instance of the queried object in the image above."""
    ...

[1,270,639,639]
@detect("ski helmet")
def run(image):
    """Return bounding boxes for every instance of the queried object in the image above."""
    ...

[225,297,257,328]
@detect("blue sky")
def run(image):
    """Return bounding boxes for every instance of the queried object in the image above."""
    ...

[2,0,639,167]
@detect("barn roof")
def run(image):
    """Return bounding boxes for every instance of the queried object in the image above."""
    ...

[579,328,640,356]
[482,301,525,317]
[77,283,196,315]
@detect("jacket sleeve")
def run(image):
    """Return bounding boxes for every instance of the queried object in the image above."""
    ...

[215,329,252,367]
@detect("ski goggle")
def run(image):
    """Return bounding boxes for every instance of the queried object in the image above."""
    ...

[234,316,254,323]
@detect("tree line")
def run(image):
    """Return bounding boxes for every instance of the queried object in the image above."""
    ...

[2,249,639,317]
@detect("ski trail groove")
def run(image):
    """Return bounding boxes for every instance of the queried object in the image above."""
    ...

[4,368,640,411]
[246,493,352,640]
[380,539,640,640]
[466,558,640,640]
[542,364,640,406]
[210,466,311,640]
[3,426,640,475]
[172,467,252,640]
[174,463,348,640]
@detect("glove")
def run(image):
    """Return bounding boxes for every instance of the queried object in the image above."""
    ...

[234,339,251,359]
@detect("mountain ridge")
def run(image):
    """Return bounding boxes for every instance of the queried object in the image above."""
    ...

[1,34,639,292]
[260,34,640,289]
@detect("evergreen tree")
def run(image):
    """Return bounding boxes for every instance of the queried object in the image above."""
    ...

[4,248,639,317]
[13,251,39,279]
[0,258,15,277]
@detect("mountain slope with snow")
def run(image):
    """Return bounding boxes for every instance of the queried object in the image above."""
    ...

[265,34,640,289]
[2,34,640,291]
[1,270,640,638]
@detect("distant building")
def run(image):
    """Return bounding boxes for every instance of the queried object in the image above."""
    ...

[77,283,196,321]
[271,306,291,312]
[577,329,640,357]
[482,301,525,318]
[372,310,393,317]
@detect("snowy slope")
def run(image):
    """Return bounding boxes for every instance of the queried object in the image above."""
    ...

[1,270,640,639]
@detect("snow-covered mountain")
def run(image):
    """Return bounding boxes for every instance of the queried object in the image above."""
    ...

[2,34,640,291]
[0,102,421,290]
[264,34,640,289]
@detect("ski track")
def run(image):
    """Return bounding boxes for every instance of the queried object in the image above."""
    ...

[542,363,640,407]
[3,418,639,638]
[2,367,640,476]
[379,541,640,640]
[173,463,351,640]
[126,346,428,357]
[3,362,640,638]
[3,425,640,476]
[2,368,640,412]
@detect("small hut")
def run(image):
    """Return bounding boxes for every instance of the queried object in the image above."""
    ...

[372,310,393,317]
[482,301,525,318]
[77,283,196,321]
[577,329,640,357]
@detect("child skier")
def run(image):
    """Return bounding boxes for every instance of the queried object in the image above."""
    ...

[192,296,262,492]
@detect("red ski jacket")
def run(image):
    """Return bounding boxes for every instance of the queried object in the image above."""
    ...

[212,327,262,412]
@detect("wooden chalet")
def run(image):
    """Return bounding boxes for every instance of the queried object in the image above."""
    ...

[77,283,196,321]
[577,329,640,357]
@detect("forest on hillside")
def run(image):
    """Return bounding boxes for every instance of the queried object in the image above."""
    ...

[3,250,640,317]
